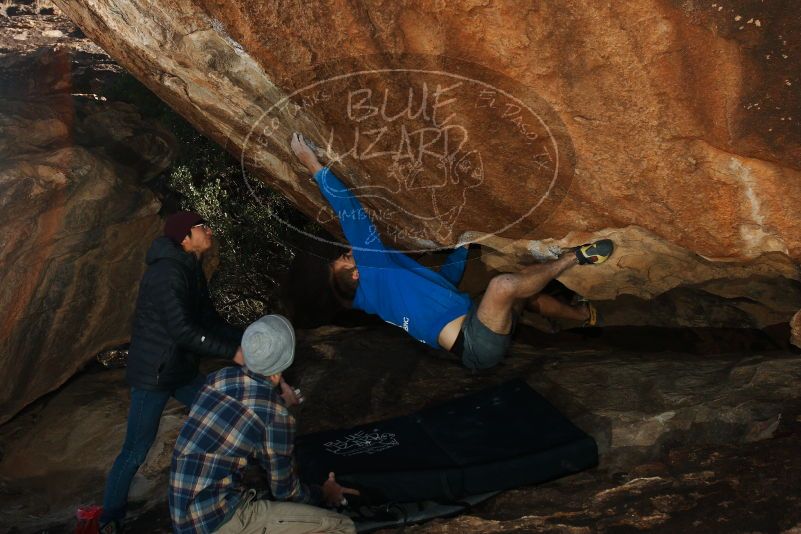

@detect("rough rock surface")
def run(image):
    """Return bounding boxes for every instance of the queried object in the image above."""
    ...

[792,309,801,348]
[0,365,185,530]
[52,0,801,330]
[2,324,801,531]
[0,14,175,424]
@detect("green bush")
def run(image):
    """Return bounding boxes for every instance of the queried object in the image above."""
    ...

[109,74,311,326]
[168,164,298,326]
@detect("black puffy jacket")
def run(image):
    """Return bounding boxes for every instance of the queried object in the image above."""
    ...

[126,236,242,390]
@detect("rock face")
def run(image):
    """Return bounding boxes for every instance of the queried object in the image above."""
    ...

[0,18,175,424]
[52,0,801,330]
[3,324,801,531]
[0,365,184,530]
[792,309,801,348]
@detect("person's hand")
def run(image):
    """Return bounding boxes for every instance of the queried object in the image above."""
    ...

[290,132,324,174]
[233,346,245,366]
[279,377,304,406]
[321,472,360,507]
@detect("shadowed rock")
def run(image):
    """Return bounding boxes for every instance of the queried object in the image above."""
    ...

[2,324,801,531]
[0,30,176,423]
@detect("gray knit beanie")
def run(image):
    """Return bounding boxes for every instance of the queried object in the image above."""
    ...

[241,314,295,376]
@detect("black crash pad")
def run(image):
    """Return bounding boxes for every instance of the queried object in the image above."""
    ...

[296,379,598,503]
[346,491,499,533]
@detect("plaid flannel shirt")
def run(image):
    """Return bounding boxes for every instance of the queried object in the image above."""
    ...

[169,366,320,534]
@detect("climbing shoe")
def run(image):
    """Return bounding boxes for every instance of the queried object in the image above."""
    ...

[574,239,614,265]
[583,301,602,327]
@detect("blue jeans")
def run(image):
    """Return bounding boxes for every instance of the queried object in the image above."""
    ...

[100,374,205,523]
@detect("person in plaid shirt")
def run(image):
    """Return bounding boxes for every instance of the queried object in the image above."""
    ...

[169,314,357,534]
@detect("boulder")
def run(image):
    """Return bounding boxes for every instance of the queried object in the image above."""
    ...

[0,364,184,530]
[2,324,801,531]
[51,0,801,333]
[0,29,175,423]
[792,309,801,349]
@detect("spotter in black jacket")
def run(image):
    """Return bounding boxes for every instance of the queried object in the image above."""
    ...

[126,236,243,390]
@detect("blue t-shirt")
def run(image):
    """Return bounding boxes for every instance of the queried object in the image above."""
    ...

[314,168,472,348]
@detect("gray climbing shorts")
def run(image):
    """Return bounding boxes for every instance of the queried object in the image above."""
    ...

[450,302,517,370]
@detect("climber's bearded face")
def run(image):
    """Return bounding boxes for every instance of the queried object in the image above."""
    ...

[331,250,359,300]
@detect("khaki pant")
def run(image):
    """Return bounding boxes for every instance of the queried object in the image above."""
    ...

[215,492,356,534]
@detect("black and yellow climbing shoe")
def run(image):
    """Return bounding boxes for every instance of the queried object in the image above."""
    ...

[583,301,602,327]
[574,239,614,265]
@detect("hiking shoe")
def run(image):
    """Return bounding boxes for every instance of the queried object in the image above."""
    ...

[574,239,614,265]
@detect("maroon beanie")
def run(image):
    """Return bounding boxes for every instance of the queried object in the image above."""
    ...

[164,211,204,244]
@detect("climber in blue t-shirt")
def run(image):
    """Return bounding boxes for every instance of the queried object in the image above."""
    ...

[290,133,614,370]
